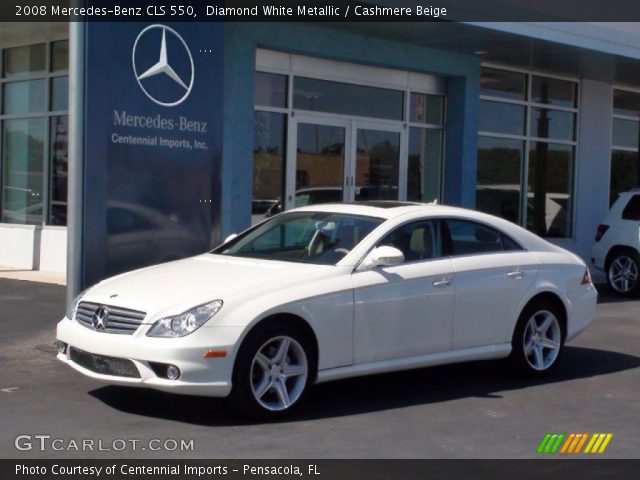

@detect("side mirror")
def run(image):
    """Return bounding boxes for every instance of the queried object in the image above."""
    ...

[360,246,404,270]
[224,233,238,244]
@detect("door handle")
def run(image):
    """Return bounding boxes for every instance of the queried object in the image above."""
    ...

[507,270,524,279]
[433,279,452,288]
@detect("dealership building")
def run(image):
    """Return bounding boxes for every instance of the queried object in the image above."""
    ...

[0,18,639,294]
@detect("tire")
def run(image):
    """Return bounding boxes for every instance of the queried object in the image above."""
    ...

[229,322,316,419]
[508,299,564,377]
[606,250,640,296]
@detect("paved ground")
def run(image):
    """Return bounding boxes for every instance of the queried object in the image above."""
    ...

[1,277,639,459]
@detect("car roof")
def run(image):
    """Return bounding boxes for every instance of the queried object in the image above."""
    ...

[292,201,486,220]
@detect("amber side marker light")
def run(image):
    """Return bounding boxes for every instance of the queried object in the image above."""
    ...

[203,350,227,358]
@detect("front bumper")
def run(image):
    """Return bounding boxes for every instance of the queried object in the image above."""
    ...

[56,317,243,397]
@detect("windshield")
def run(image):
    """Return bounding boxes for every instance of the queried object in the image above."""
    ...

[214,211,384,265]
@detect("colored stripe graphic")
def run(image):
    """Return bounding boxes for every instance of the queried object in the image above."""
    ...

[537,433,565,453]
[540,433,613,454]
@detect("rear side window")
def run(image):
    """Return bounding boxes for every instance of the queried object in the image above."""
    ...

[622,195,640,221]
[446,219,523,256]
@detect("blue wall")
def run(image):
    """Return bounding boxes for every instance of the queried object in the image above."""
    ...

[221,22,481,236]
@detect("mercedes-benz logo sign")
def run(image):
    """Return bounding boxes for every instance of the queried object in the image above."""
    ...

[92,306,109,331]
[132,24,194,107]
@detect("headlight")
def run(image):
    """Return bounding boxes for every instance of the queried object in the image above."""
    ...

[146,300,223,338]
[65,290,87,320]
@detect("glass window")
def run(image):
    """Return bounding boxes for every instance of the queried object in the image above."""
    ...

[480,67,526,100]
[254,72,287,108]
[479,100,525,135]
[614,90,640,117]
[410,93,444,125]
[531,76,576,108]
[407,127,442,203]
[527,142,574,238]
[252,111,286,223]
[51,76,68,111]
[49,116,68,226]
[216,211,383,265]
[293,77,404,120]
[1,118,45,224]
[622,195,640,221]
[3,80,46,114]
[610,150,638,205]
[3,44,46,77]
[476,137,523,224]
[446,219,505,255]
[612,118,639,149]
[51,40,69,72]
[530,108,575,141]
[379,220,442,262]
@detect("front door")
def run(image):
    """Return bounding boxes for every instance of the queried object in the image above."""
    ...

[286,115,406,209]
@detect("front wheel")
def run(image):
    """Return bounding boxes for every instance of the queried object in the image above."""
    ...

[509,301,564,377]
[607,250,640,296]
[230,324,315,419]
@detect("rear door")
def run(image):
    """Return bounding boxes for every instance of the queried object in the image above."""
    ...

[445,218,537,349]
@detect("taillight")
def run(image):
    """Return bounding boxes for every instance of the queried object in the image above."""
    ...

[581,268,592,285]
[595,224,609,242]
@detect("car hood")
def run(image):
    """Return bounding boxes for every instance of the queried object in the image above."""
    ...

[82,254,338,317]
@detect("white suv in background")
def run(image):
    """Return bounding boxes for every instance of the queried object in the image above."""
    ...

[591,190,640,296]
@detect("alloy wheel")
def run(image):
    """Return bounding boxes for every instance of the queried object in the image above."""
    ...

[250,336,308,411]
[523,310,561,371]
[608,255,639,294]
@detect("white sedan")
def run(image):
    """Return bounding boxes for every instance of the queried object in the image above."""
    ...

[56,202,597,417]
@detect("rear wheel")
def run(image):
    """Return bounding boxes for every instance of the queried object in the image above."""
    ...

[509,300,564,377]
[230,323,315,419]
[607,250,640,296]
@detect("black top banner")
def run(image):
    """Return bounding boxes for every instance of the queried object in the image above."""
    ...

[3,0,640,22]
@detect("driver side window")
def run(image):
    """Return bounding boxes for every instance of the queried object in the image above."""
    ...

[379,220,443,262]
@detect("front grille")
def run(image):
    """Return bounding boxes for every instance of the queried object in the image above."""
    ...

[75,302,146,335]
[68,347,141,378]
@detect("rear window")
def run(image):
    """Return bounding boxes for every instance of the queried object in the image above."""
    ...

[622,195,640,221]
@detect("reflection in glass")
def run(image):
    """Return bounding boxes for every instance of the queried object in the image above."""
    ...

[51,40,69,72]
[3,44,46,77]
[1,118,45,224]
[527,142,573,238]
[49,116,68,226]
[530,108,575,141]
[253,111,286,223]
[293,77,404,120]
[3,80,46,114]
[479,100,525,135]
[480,67,526,100]
[614,90,640,118]
[51,76,69,111]
[408,127,442,203]
[531,76,576,108]
[410,93,444,125]
[254,72,287,108]
[610,150,639,205]
[612,118,639,149]
[476,137,523,224]
[295,123,345,206]
[355,129,400,201]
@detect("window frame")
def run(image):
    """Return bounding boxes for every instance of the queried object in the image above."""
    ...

[0,39,69,227]
[478,63,580,239]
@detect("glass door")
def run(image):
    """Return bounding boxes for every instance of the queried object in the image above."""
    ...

[287,116,406,208]
[287,115,350,209]
[351,122,403,202]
